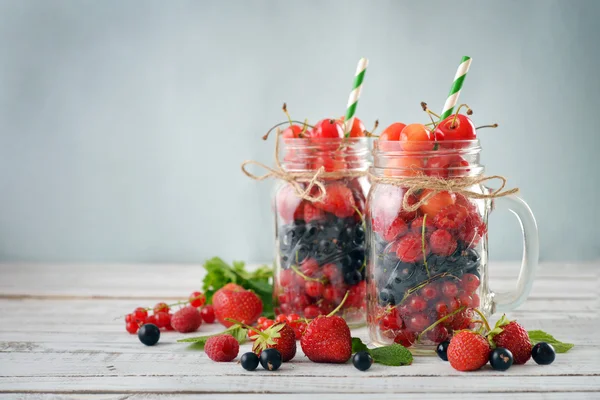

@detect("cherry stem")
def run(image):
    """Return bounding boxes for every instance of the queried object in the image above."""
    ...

[475,123,498,130]
[421,214,430,278]
[364,119,379,137]
[327,291,350,318]
[451,104,472,128]
[471,308,492,332]
[262,120,316,140]
[299,118,309,137]
[417,306,466,343]
[282,103,294,128]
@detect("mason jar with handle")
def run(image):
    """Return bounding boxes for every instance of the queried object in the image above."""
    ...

[366,139,538,350]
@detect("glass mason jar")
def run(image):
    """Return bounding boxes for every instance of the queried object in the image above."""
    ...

[273,138,370,326]
[366,139,538,350]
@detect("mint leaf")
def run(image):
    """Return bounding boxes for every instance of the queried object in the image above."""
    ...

[370,344,413,366]
[528,330,574,353]
[352,337,369,353]
[177,324,247,349]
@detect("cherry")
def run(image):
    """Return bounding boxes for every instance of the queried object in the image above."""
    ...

[419,190,456,217]
[426,155,470,178]
[399,123,434,151]
[434,114,477,143]
[305,281,325,297]
[153,302,170,314]
[379,122,407,141]
[394,329,417,347]
[460,273,480,293]
[201,305,216,323]
[126,321,139,334]
[311,156,347,172]
[189,291,206,308]
[384,156,425,177]
[339,116,366,137]
[441,281,459,298]
[281,124,304,139]
[408,295,427,312]
[311,119,344,139]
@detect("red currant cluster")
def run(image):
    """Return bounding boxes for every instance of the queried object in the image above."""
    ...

[249,314,308,341]
[124,291,215,334]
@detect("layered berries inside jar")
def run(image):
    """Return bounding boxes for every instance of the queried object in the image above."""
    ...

[274,132,370,326]
[367,139,488,349]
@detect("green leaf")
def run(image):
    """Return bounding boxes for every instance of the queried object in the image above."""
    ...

[370,344,413,366]
[352,337,369,353]
[177,325,247,349]
[528,330,574,353]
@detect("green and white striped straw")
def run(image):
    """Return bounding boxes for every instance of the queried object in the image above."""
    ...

[344,57,368,137]
[440,56,472,120]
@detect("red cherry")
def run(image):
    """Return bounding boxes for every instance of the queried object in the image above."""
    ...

[339,116,366,137]
[311,119,344,139]
[434,114,477,142]
[394,329,417,347]
[400,123,434,151]
[408,295,427,312]
[189,291,206,308]
[419,190,456,218]
[426,155,470,178]
[281,124,304,139]
[460,273,480,293]
[379,122,407,141]
[201,305,215,323]
[441,281,459,298]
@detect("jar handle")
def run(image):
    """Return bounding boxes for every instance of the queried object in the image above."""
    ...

[489,194,539,313]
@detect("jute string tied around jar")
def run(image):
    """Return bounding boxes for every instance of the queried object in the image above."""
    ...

[241,129,368,203]
[368,173,520,212]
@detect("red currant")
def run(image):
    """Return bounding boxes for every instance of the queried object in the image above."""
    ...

[125,313,135,323]
[407,314,430,331]
[441,281,459,298]
[380,313,402,331]
[323,263,342,283]
[305,281,325,298]
[154,312,170,328]
[262,319,274,329]
[300,258,319,277]
[153,302,170,314]
[457,292,473,308]
[279,269,295,287]
[460,273,480,293]
[471,293,481,308]
[275,314,288,324]
[125,321,139,334]
[189,291,206,308]
[435,301,449,315]
[287,313,301,325]
[421,284,439,301]
[304,305,321,319]
[145,315,158,325]
[257,316,267,324]
[426,325,449,343]
[394,329,417,347]
[133,307,148,322]
[408,295,427,312]
[200,305,215,323]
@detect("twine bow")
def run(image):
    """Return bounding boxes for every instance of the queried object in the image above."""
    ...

[369,173,519,212]
[241,128,367,202]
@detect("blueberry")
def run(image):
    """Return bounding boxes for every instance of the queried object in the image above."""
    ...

[353,225,365,244]
[335,254,353,270]
[260,348,282,371]
[531,342,556,365]
[344,269,362,285]
[138,323,160,346]
[241,352,260,371]
[379,287,396,306]
[490,347,514,371]
[352,351,373,371]
[348,249,366,270]
[436,340,450,361]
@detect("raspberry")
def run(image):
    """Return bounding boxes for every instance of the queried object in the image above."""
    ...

[171,306,203,333]
[204,334,240,362]
[434,204,468,230]
[189,291,206,308]
[429,229,458,256]
[396,233,427,263]
[410,216,436,235]
[314,181,356,218]
[459,212,487,247]
[383,217,408,242]
[304,202,326,223]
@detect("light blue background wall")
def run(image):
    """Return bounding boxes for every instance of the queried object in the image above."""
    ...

[0,0,598,263]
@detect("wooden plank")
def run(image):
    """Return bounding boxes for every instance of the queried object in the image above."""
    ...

[1,375,599,394]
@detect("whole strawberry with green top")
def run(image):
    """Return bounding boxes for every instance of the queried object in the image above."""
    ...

[212,284,263,328]
[251,322,297,362]
[488,315,532,365]
[300,315,352,363]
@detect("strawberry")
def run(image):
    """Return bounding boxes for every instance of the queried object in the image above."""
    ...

[447,330,490,371]
[251,322,297,362]
[314,182,356,218]
[213,285,263,328]
[490,320,532,365]
[204,334,240,362]
[300,315,352,363]
[171,306,203,333]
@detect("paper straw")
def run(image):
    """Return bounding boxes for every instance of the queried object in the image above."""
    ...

[344,57,368,137]
[440,56,472,120]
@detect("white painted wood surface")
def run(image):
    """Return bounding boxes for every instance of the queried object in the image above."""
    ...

[0,262,598,399]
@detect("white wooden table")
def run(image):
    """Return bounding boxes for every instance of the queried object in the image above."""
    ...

[0,262,598,399]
